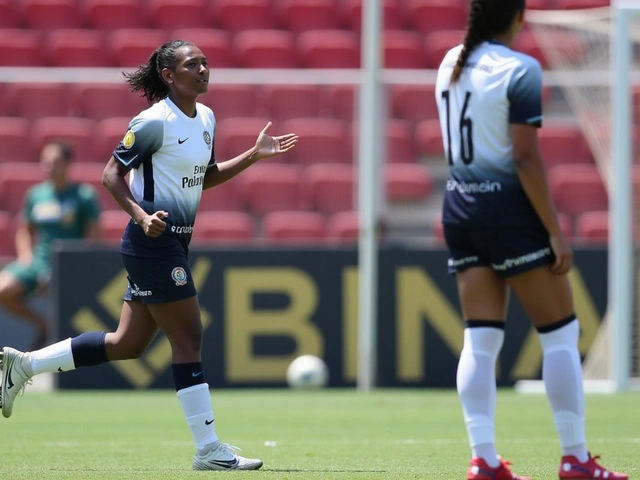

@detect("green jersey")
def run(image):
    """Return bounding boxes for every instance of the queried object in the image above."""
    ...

[23,181,101,267]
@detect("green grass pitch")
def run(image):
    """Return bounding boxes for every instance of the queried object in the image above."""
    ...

[0,389,637,479]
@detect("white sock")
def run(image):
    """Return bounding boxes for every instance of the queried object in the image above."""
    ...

[539,319,588,462]
[24,338,76,376]
[176,383,219,451]
[457,326,505,468]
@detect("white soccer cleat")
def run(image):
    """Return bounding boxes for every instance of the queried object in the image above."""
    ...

[192,443,263,471]
[0,347,32,418]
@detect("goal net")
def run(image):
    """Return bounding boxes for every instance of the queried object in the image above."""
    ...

[527,3,640,391]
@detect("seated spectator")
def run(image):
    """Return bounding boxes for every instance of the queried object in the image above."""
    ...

[0,141,101,350]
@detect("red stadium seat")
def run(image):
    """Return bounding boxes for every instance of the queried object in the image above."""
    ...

[0,118,31,164]
[147,0,212,30]
[213,0,277,33]
[169,29,235,68]
[68,163,120,211]
[352,119,417,164]
[0,0,23,28]
[405,0,467,35]
[0,211,16,257]
[343,0,404,31]
[107,29,168,68]
[0,30,46,66]
[85,0,149,30]
[555,0,610,9]
[386,119,416,164]
[298,31,360,68]
[237,164,304,215]
[526,0,553,8]
[538,124,592,168]
[198,84,260,120]
[513,30,585,69]
[234,30,297,68]
[0,162,47,214]
[548,164,608,217]
[262,210,327,244]
[326,211,359,243]
[4,83,70,119]
[47,30,110,67]
[70,83,140,120]
[384,31,425,69]
[324,84,357,121]
[259,85,324,122]
[282,118,352,165]
[191,211,255,244]
[0,85,6,116]
[385,163,433,203]
[424,30,465,68]
[22,0,85,30]
[214,117,272,162]
[390,84,438,124]
[304,163,355,214]
[99,209,130,245]
[279,0,342,33]
[415,119,445,160]
[94,117,133,162]
[31,117,97,164]
[574,210,608,245]
[198,177,245,212]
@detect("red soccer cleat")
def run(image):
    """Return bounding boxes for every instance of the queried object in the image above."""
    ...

[467,457,532,480]
[559,453,628,480]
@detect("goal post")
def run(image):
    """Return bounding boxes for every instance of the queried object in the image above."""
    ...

[524,1,640,392]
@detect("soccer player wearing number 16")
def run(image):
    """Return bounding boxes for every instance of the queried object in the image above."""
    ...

[0,40,298,471]
[435,1,626,480]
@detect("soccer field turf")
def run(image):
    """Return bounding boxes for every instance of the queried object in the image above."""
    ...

[0,389,637,479]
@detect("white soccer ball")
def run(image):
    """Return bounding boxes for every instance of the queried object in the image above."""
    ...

[286,354,329,389]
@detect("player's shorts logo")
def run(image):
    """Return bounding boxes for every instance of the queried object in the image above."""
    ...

[123,130,135,149]
[171,267,188,286]
[203,130,212,150]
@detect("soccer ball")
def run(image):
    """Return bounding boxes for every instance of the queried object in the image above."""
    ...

[286,355,329,389]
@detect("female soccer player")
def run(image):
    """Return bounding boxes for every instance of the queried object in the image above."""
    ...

[0,40,297,471]
[435,1,626,479]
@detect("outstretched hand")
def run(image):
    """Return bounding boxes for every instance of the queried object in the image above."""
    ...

[254,122,298,159]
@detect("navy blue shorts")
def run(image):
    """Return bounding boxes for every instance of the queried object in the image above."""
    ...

[121,253,197,304]
[443,224,554,277]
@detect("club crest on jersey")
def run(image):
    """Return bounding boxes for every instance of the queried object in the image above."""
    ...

[171,267,188,286]
[203,130,212,150]
[122,130,135,149]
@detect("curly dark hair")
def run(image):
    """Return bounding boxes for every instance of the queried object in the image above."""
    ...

[123,40,195,104]
[450,0,525,85]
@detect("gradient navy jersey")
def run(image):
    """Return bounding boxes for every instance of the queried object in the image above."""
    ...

[435,40,543,227]
[113,97,216,257]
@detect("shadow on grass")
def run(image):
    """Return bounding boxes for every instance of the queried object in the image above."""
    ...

[262,469,388,473]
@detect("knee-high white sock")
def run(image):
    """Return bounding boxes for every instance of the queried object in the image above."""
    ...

[24,338,76,376]
[176,383,219,452]
[457,324,505,468]
[539,318,588,462]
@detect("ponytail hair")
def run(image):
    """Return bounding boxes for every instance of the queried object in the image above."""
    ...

[450,0,525,85]
[123,40,195,104]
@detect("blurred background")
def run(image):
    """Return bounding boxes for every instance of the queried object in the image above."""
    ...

[0,0,633,391]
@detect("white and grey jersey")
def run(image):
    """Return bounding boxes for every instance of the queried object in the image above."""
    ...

[113,97,216,256]
[435,40,543,227]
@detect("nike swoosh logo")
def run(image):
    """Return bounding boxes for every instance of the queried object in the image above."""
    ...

[178,137,189,144]
[192,371,203,377]
[6,367,14,389]
[206,459,239,469]
[58,367,64,372]
[205,419,214,425]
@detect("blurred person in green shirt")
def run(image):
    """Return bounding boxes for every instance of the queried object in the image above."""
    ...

[0,141,101,350]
